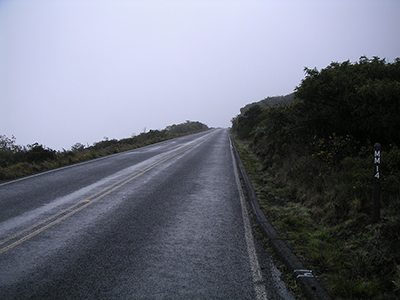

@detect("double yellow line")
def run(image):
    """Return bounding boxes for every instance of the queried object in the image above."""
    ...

[0,139,204,255]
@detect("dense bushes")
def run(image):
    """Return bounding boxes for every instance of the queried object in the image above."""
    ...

[165,120,209,134]
[295,56,400,146]
[0,136,56,167]
[231,57,400,215]
[231,56,400,299]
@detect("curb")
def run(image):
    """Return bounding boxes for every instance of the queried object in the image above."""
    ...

[231,139,332,300]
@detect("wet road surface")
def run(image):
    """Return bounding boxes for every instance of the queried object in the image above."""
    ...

[0,129,294,299]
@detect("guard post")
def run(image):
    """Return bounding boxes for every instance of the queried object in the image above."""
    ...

[373,143,381,222]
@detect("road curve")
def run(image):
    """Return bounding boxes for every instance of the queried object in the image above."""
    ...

[0,129,293,299]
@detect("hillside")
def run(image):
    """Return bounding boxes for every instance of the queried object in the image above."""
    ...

[0,121,209,181]
[231,56,400,300]
[239,93,295,114]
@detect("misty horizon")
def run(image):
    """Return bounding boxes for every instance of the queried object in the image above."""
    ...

[1,0,399,150]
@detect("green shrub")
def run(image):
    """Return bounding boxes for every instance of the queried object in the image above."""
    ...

[231,56,400,300]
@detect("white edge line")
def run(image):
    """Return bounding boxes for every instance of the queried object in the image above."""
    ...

[229,135,268,300]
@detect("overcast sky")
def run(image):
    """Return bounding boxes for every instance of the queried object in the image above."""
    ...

[1,0,399,150]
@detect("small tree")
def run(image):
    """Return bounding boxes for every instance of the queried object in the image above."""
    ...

[71,142,85,152]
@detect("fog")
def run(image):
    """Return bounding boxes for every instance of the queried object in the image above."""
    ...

[1,0,399,150]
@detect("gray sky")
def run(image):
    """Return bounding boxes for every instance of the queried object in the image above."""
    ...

[1,0,399,151]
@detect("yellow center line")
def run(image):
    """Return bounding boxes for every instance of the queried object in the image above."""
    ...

[0,138,204,255]
[0,201,82,246]
[0,202,91,255]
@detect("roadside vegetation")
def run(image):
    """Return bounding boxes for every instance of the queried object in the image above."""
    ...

[0,121,209,181]
[231,56,400,299]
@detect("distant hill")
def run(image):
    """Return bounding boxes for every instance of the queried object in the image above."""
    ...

[0,120,209,181]
[240,93,295,114]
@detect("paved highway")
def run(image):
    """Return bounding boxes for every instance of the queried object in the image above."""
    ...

[0,129,294,299]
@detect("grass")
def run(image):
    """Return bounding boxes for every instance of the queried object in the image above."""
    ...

[234,137,400,300]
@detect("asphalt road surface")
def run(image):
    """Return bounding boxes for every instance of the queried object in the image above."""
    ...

[0,129,294,299]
